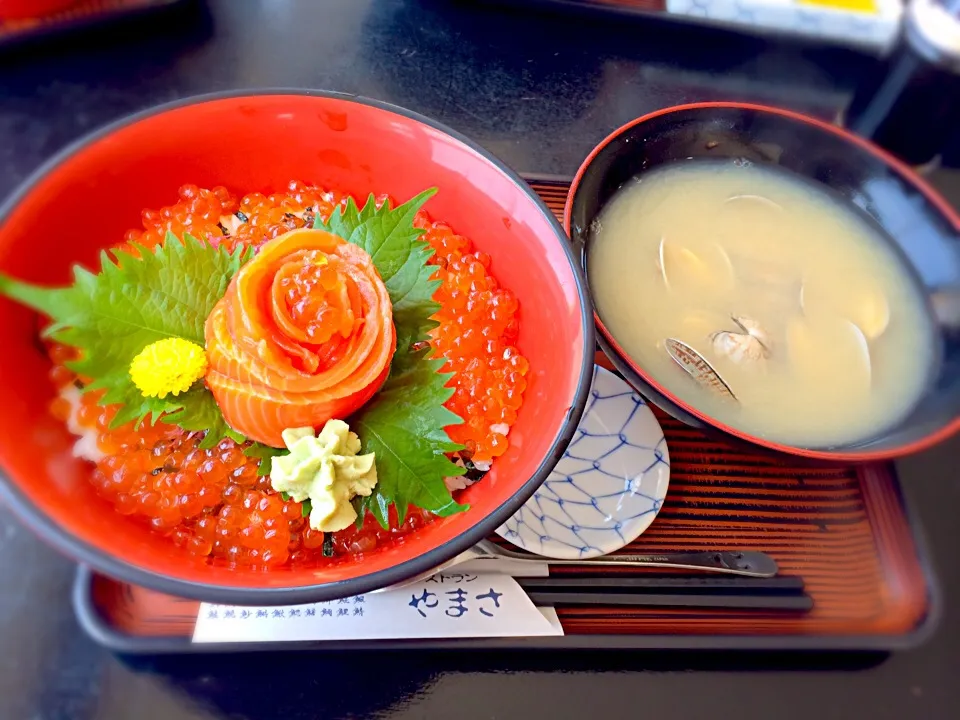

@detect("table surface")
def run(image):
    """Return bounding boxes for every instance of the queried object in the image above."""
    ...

[1,1,958,719]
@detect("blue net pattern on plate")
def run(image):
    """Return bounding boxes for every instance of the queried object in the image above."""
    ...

[498,366,670,558]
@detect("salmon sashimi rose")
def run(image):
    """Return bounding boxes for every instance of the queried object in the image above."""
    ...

[205,228,396,447]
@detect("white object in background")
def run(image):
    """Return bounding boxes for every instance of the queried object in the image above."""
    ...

[907,0,960,69]
[496,366,670,559]
[665,0,904,53]
[192,573,563,643]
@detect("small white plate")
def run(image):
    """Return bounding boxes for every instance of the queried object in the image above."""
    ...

[496,366,670,559]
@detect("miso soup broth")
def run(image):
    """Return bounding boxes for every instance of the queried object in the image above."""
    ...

[588,161,935,448]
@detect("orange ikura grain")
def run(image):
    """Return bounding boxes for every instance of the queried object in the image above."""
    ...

[46,181,528,569]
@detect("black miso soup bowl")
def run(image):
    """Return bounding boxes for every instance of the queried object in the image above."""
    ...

[565,102,960,462]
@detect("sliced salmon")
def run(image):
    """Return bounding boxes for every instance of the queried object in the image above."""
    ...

[205,228,395,447]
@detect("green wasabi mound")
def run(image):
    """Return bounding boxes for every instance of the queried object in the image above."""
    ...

[270,420,378,532]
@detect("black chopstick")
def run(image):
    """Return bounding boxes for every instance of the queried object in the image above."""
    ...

[527,591,814,611]
[518,575,812,611]
[519,575,805,595]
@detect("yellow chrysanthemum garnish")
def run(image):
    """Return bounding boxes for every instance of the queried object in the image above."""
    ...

[130,338,208,399]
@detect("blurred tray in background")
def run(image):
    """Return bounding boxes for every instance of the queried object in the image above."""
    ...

[0,0,188,46]
[479,0,904,53]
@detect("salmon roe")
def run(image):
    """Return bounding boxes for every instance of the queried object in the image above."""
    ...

[123,184,237,249]
[421,221,529,464]
[45,180,527,569]
[281,260,355,344]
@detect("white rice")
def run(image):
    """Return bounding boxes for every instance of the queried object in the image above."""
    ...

[59,385,104,463]
[443,452,492,492]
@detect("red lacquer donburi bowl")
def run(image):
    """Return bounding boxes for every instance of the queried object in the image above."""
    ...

[0,90,594,604]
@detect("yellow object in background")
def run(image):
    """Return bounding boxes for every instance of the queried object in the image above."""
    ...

[798,0,878,14]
